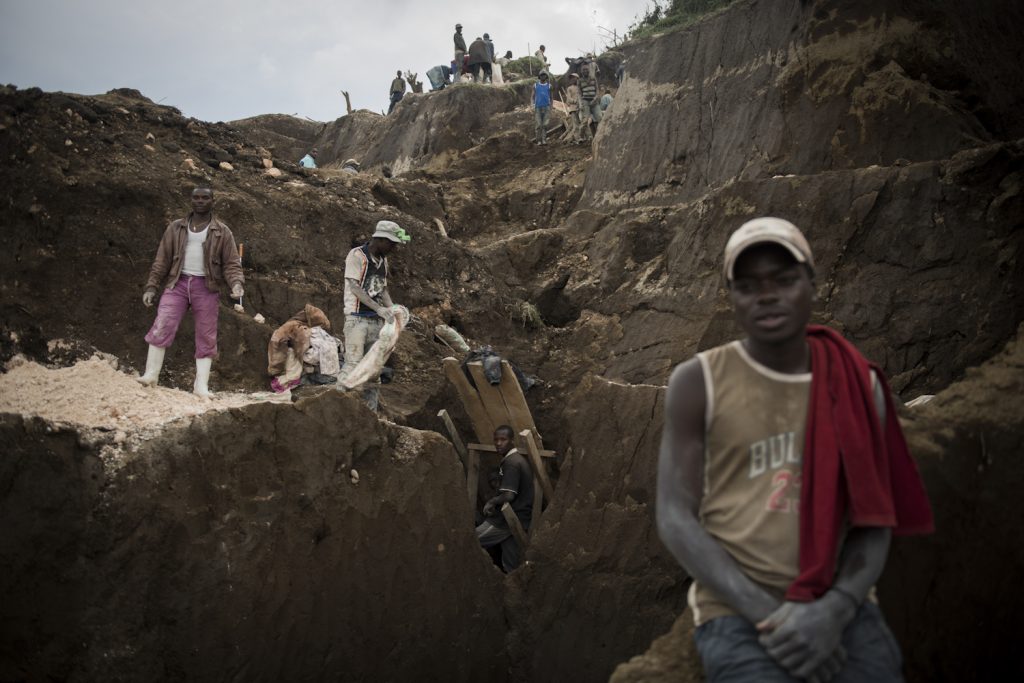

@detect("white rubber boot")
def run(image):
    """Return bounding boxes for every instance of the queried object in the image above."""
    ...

[136,345,166,386]
[193,357,213,398]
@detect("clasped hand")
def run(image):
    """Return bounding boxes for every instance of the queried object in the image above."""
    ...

[756,597,851,682]
[377,306,396,324]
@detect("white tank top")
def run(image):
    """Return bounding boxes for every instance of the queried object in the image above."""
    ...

[182,224,208,276]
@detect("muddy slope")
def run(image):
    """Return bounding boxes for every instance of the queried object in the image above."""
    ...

[507,377,679,682]
[879,324,1024,682]
[308,83,534,174]
[588,0,1024,205]
[551,0,1024,394]
[228,113,326,165]
[0,83,584,435]
[0,393,507,682]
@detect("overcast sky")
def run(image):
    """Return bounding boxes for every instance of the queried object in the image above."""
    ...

[0,0,643,122]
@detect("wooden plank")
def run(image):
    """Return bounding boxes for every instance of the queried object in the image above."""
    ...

[501,503,530,553]
[466,448,480,510]
[437,409,469,471]
[498,361,542,447]
[468,443,557,459]
[466,362,514,431]
[443,357,495,443]
[520,429,555,503]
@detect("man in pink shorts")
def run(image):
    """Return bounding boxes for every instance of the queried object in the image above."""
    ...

[137,186,244,397]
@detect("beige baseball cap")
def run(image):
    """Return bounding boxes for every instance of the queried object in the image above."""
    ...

[723,217,813,281]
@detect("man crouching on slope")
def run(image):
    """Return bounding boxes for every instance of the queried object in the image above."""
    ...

[656,217,933,682]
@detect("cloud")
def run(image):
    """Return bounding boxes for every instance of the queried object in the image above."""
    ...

[257,56,280,79]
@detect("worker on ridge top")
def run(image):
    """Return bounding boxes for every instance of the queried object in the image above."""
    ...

[453,23,467,83]
[468,35,491,83]
[387,70,406,114]
[137,186,244,398]
[657,217,933,682]
[338,220,410,411]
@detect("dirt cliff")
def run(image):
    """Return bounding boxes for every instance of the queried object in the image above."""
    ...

[557,0,1024,394]
[1,392,508,682]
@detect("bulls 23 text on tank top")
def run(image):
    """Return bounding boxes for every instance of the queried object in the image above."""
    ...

[689,341,810,625]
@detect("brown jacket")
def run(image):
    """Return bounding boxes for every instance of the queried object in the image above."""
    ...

[145,213,244,293]
[267,304,332,376]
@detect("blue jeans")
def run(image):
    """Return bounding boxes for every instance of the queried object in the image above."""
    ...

[534,106,550,142]
[340,315,383,411]
[694,603,903,682]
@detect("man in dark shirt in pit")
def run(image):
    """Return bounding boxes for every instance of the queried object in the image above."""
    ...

[476,425,534,572]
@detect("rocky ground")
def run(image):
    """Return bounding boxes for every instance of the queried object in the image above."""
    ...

[2,0,1023,681]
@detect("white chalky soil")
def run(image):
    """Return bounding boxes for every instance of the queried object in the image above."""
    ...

[0,354,286,434]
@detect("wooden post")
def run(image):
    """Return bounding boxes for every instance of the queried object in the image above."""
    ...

[501,503,530,552]
[437,409,469,471]
[519,429,555,503]
[405,71,424,94]
[497,361,542,447]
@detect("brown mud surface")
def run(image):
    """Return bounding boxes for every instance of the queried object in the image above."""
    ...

[2,0,1023,681]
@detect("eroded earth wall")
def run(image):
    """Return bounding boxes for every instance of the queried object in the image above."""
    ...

[0,394,507,682]
[507,377,676,682]
[558,0,1024,392]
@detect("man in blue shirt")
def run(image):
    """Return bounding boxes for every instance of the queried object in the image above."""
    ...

[299,148,318,168]
[532,72,552,145]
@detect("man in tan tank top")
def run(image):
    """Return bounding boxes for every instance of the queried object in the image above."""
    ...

[657,218,904,682]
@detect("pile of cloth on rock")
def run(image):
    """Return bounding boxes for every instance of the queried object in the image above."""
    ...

[267,304,342,392]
